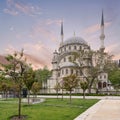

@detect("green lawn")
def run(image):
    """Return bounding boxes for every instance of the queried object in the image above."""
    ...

[0,98,99,120]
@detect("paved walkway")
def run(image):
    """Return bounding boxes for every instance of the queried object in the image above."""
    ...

[74,99,120,120]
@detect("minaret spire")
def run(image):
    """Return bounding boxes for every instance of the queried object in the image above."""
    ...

[101,10,104,26]
[61,20,64,44]
[100,10,105,51]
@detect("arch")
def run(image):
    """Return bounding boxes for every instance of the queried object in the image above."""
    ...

[98,82,102,89]
[103,82,107,88]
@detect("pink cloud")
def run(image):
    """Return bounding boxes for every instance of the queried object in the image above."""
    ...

[105,44,118,52]
[45,19,61,26]
[23,42,53,69]
[4,43,52,69]
[105,43,120,60]
[83,22,111,34]
[30,21,59,42]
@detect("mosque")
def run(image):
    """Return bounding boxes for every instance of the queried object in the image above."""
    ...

[47,12,112,93]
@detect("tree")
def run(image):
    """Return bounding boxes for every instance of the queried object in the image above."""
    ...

[31,82,41,100]
[72,50,115,94]
[23,67,36,104]
[72,50,97,94]
[35,66,51,93]
[62,74,78,103]
[3,49,27,119]
[80,81,89,99]
[54,82,61,99]
[108,69,120,93]
[0,79,11,99]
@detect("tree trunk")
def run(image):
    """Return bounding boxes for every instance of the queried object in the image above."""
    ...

[5,91,8,100]
[28,90,30,104]
[18,85,22,119]
[83,90,85,99]
[61,89,63,100]
[57,90,58,99]
[70,90,72,104]
[88,85,92,94]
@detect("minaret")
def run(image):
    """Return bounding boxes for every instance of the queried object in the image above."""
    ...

[100,10,105,52]
[99,11,105,71]
[61,20,64,44]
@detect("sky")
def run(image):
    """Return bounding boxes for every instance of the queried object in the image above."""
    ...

[0,0,120,69]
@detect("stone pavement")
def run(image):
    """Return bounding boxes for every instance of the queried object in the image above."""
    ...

[74,99,120,120]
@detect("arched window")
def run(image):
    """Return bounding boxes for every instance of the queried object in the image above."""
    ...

[69,46,71,50]
[64,58,66,62]
[66,69,68,74]
[98,82,102,89]
[71,69,73,74]
[79,46,82,50]
[103,82,106,88]
[68,56,72,62]
[74,46,76,50]
[104,75,106,79]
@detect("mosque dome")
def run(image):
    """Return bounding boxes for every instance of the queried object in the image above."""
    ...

[62,36,87,46]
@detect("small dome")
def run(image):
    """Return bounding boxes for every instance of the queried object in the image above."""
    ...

[62,36,87,46]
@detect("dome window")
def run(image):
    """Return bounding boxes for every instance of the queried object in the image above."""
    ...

[74,46,77,50]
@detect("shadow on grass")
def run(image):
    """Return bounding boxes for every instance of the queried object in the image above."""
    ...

[9,115,28,120]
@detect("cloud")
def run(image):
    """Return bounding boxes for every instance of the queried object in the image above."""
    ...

[9,26,14,31]
[45,19,61,26]
[83,22,111,34]
[4,0,42,16]
[3,8,18,16]
[5,44,16,54]
[23,42,52,69]
[29,19,61,42]
[4,43,53,69]
[30,24,57,42]
[105,43,120,60]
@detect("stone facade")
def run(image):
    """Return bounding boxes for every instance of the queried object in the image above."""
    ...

[48,36,91,93]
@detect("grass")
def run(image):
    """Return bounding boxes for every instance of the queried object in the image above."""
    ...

[0,98,99,120]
